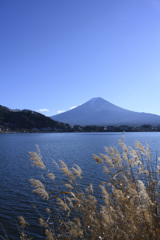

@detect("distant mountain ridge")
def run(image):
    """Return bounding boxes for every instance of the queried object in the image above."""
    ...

[0,105,68,131]
[51,97,160,126]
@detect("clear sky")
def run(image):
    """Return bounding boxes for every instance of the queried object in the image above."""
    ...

[1,0,160,116]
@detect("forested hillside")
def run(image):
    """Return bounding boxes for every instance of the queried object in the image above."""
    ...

[0,105,69,131]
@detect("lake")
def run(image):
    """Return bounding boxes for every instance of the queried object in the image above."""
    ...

[1,132,160,239]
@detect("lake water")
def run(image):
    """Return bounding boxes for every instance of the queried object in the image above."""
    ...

[1,132,160,239]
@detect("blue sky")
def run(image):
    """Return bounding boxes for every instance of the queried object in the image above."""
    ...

[1,0,160,116]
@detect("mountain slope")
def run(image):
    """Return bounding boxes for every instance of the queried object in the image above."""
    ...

[51,97,160,126]
[0,105,68,130]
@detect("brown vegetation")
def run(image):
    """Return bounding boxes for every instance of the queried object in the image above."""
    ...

[19,140,160,239]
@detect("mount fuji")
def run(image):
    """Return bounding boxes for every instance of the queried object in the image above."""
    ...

[51,97,160,126]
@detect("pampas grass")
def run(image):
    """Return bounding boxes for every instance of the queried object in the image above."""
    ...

[19,139,160,239]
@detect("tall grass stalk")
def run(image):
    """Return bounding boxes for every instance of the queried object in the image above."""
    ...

[19,140,160,239]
